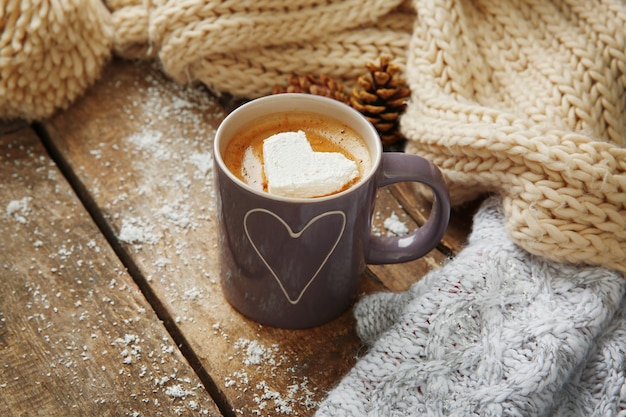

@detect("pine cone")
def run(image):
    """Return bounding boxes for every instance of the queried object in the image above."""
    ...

[272,73,350,104]
[350,56,410,146]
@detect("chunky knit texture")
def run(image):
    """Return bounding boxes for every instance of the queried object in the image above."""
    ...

[402,0,626,275]
[106,0,413,97]
[0,0,112,120]
[315,197,626,416]
[3,2,626,415]
[5,0,621,274]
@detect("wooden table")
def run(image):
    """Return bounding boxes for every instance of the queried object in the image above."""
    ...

[0,58,474,416]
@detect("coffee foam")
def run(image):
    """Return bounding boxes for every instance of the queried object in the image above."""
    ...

[241,146,264,190]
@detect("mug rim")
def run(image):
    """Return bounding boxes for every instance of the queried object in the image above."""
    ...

[213,94,383,203]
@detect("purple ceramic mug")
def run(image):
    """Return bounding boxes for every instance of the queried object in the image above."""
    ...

[213,94,450,328]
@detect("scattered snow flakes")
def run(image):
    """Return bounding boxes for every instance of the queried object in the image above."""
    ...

[243,340,266,366]
[127,130,171,160]
[154,257,171,269]
[109,332,209,410]
[383,211,410,236]
[165,384,195,399]
[188,152,213,177]
[89,149,103,160]
[123,69,221,159]
[118,217,162,245]
[253,380,318,415]
[115,334,142,364]
[158,200,195,230]
[233,338,278,367]
[86,239,101,252]
[6,196,33,224]
[57,244,74,261]
[128,130,162,150]
[225,338,320,416]
[183,287,203,301]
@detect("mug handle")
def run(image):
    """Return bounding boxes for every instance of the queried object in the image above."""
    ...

[366,153,451,264]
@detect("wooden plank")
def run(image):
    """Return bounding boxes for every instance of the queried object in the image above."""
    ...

[389,182,477,254]
[367,187,447,292]
[41,58,392,416]
[0,126,221,416]
[0,120,28,135]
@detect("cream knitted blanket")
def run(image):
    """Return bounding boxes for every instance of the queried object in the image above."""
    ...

[1,0,625,275]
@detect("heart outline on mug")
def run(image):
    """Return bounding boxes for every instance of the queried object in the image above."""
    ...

[243,208,346,305]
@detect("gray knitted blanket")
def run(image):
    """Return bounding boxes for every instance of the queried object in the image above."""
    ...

[316,196,626,416]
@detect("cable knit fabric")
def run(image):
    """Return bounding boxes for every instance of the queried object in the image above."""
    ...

[315,196,626,416]
[3,0,625,273]
[2,2,626,415]
[0,0,112,120]
[402,0,626,275]
[106,0,413,97]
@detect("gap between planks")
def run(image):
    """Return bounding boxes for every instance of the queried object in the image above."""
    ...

[32,121,237,417]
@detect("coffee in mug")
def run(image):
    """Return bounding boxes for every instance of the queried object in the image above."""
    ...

[213,94,450,328]
[222,111,372,198]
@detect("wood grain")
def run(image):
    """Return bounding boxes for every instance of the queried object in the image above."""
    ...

[389,182,479,255]
[39,59,377,416]
[0,126,221,416]
[367,187,448,292]
[35,57,470,416]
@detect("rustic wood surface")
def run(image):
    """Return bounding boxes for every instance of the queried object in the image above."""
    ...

[0,126,221,416]
[1,58,471,416]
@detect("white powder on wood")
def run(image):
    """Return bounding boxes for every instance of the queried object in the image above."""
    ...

[165,384,194,399]
[183,287,202,300]
[188,152,213,176]
[127,130,171,160]
[6,196,32,224]
[225,338,319,416]
[118,217,162,245]
[105,66,223,265]
[158,203,193,229]
[2,68,221,417]
[383,212,410,236]
[243,340,266,366]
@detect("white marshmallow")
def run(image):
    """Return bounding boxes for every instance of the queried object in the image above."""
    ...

[263,130,359,198]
